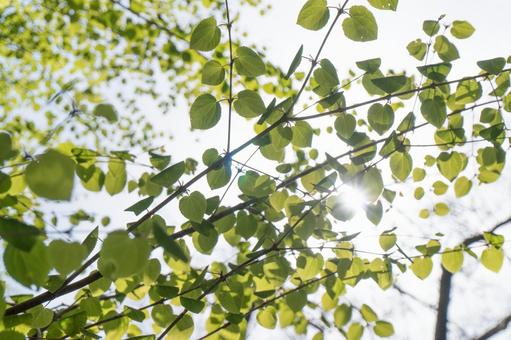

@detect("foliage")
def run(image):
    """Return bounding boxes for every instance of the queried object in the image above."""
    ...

[0,0,510,339]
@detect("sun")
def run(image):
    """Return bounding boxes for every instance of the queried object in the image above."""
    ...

[338,184,368,212]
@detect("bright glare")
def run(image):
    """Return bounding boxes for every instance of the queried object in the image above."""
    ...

[339,185,368,212]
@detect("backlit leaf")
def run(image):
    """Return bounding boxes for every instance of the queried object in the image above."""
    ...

[297,0,330,31]
[190,17,220,51]
[190,94,221,130]
[450,20,475,39]
[25,149,75,201]
[342,6,378,42]
[202,60,225,85]
[0,217,40,252]
[235,46,265,77]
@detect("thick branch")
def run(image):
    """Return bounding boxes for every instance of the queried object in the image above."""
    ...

[434,268,452,340]
[434,216,511,340]
[474,314,511,340]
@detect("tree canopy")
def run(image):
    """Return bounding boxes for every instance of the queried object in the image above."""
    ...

[0,0,510,339]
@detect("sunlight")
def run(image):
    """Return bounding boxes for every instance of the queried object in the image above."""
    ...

[339,185,368,213]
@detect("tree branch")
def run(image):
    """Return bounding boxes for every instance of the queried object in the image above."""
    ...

[473,314,511,340]
[434,216,511,340]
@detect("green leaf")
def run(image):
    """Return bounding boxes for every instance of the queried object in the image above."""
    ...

[479,123,505,144]
[371,75,406,94]
[285,290,308,312]
[190,94,221,130]
[98,231,150,279]
[367,103,394,135]
[455,79,482,104]
[156,285,179,299]
[301,168,325,193]
[180,297,205,314]
[396,112,415,132]
[374,320,395,337]
[342,6,378,42]
[238,171,275,198]
[257,307,277,329]
[417,62,452,82]
[437,151,465,182]
[201,60,225,85]
[434,35,460,62]
[125,196,154,215]
[504,92,511,112]
[207,163,232,189]
[154,224,188,262]
[382,188,396,203]
[347,322,364,340]
[361,167,383,202]
[334,304,352,327]
[450,20,475,39]
[422,20,440,36]
[25,149,75,201]
[412,168,426,182]
[31,307,54,328]
[190,17,220,51]
[0,217,40,252]
[432,180,448,195]
[351,133,377,164]
[234,90,266,118]
[105,159,126,195]
[285,45,303,79]
[366,201,383,225]
[390,152,412,182]
[78,166,104,192]
[192,224,218,254]
[296,0,330,31]
[477,57,506,75]
[361,304,378,322]
[434,202,449,216]
[93,103,118,123]
[291,121,313,147]
[166,314,194,339]
[48,240,87,275]
[151,161,185,188]
[335,113,356,140]
[362,70,386,95]
[480,246,504,273]
[179,191,206,223]
[483,232,505,249]
[235,46,265,77]
[368,0,398,11]
[4,242,51,287]
[314,59,339,91]
[407,39,427,61]
[379,233,396,251]
[454,176,472,197]
[0,132,14,162]
[421,96,446,128]
[441,247,464,273]
[257,97,277,125]
[0,331,24,340]
[410,257,433,279]
[356,58,381,73]
[149,152,170,170]
[82,226,98,255]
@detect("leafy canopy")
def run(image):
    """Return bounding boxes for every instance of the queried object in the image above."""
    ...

[0,0,510,339]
